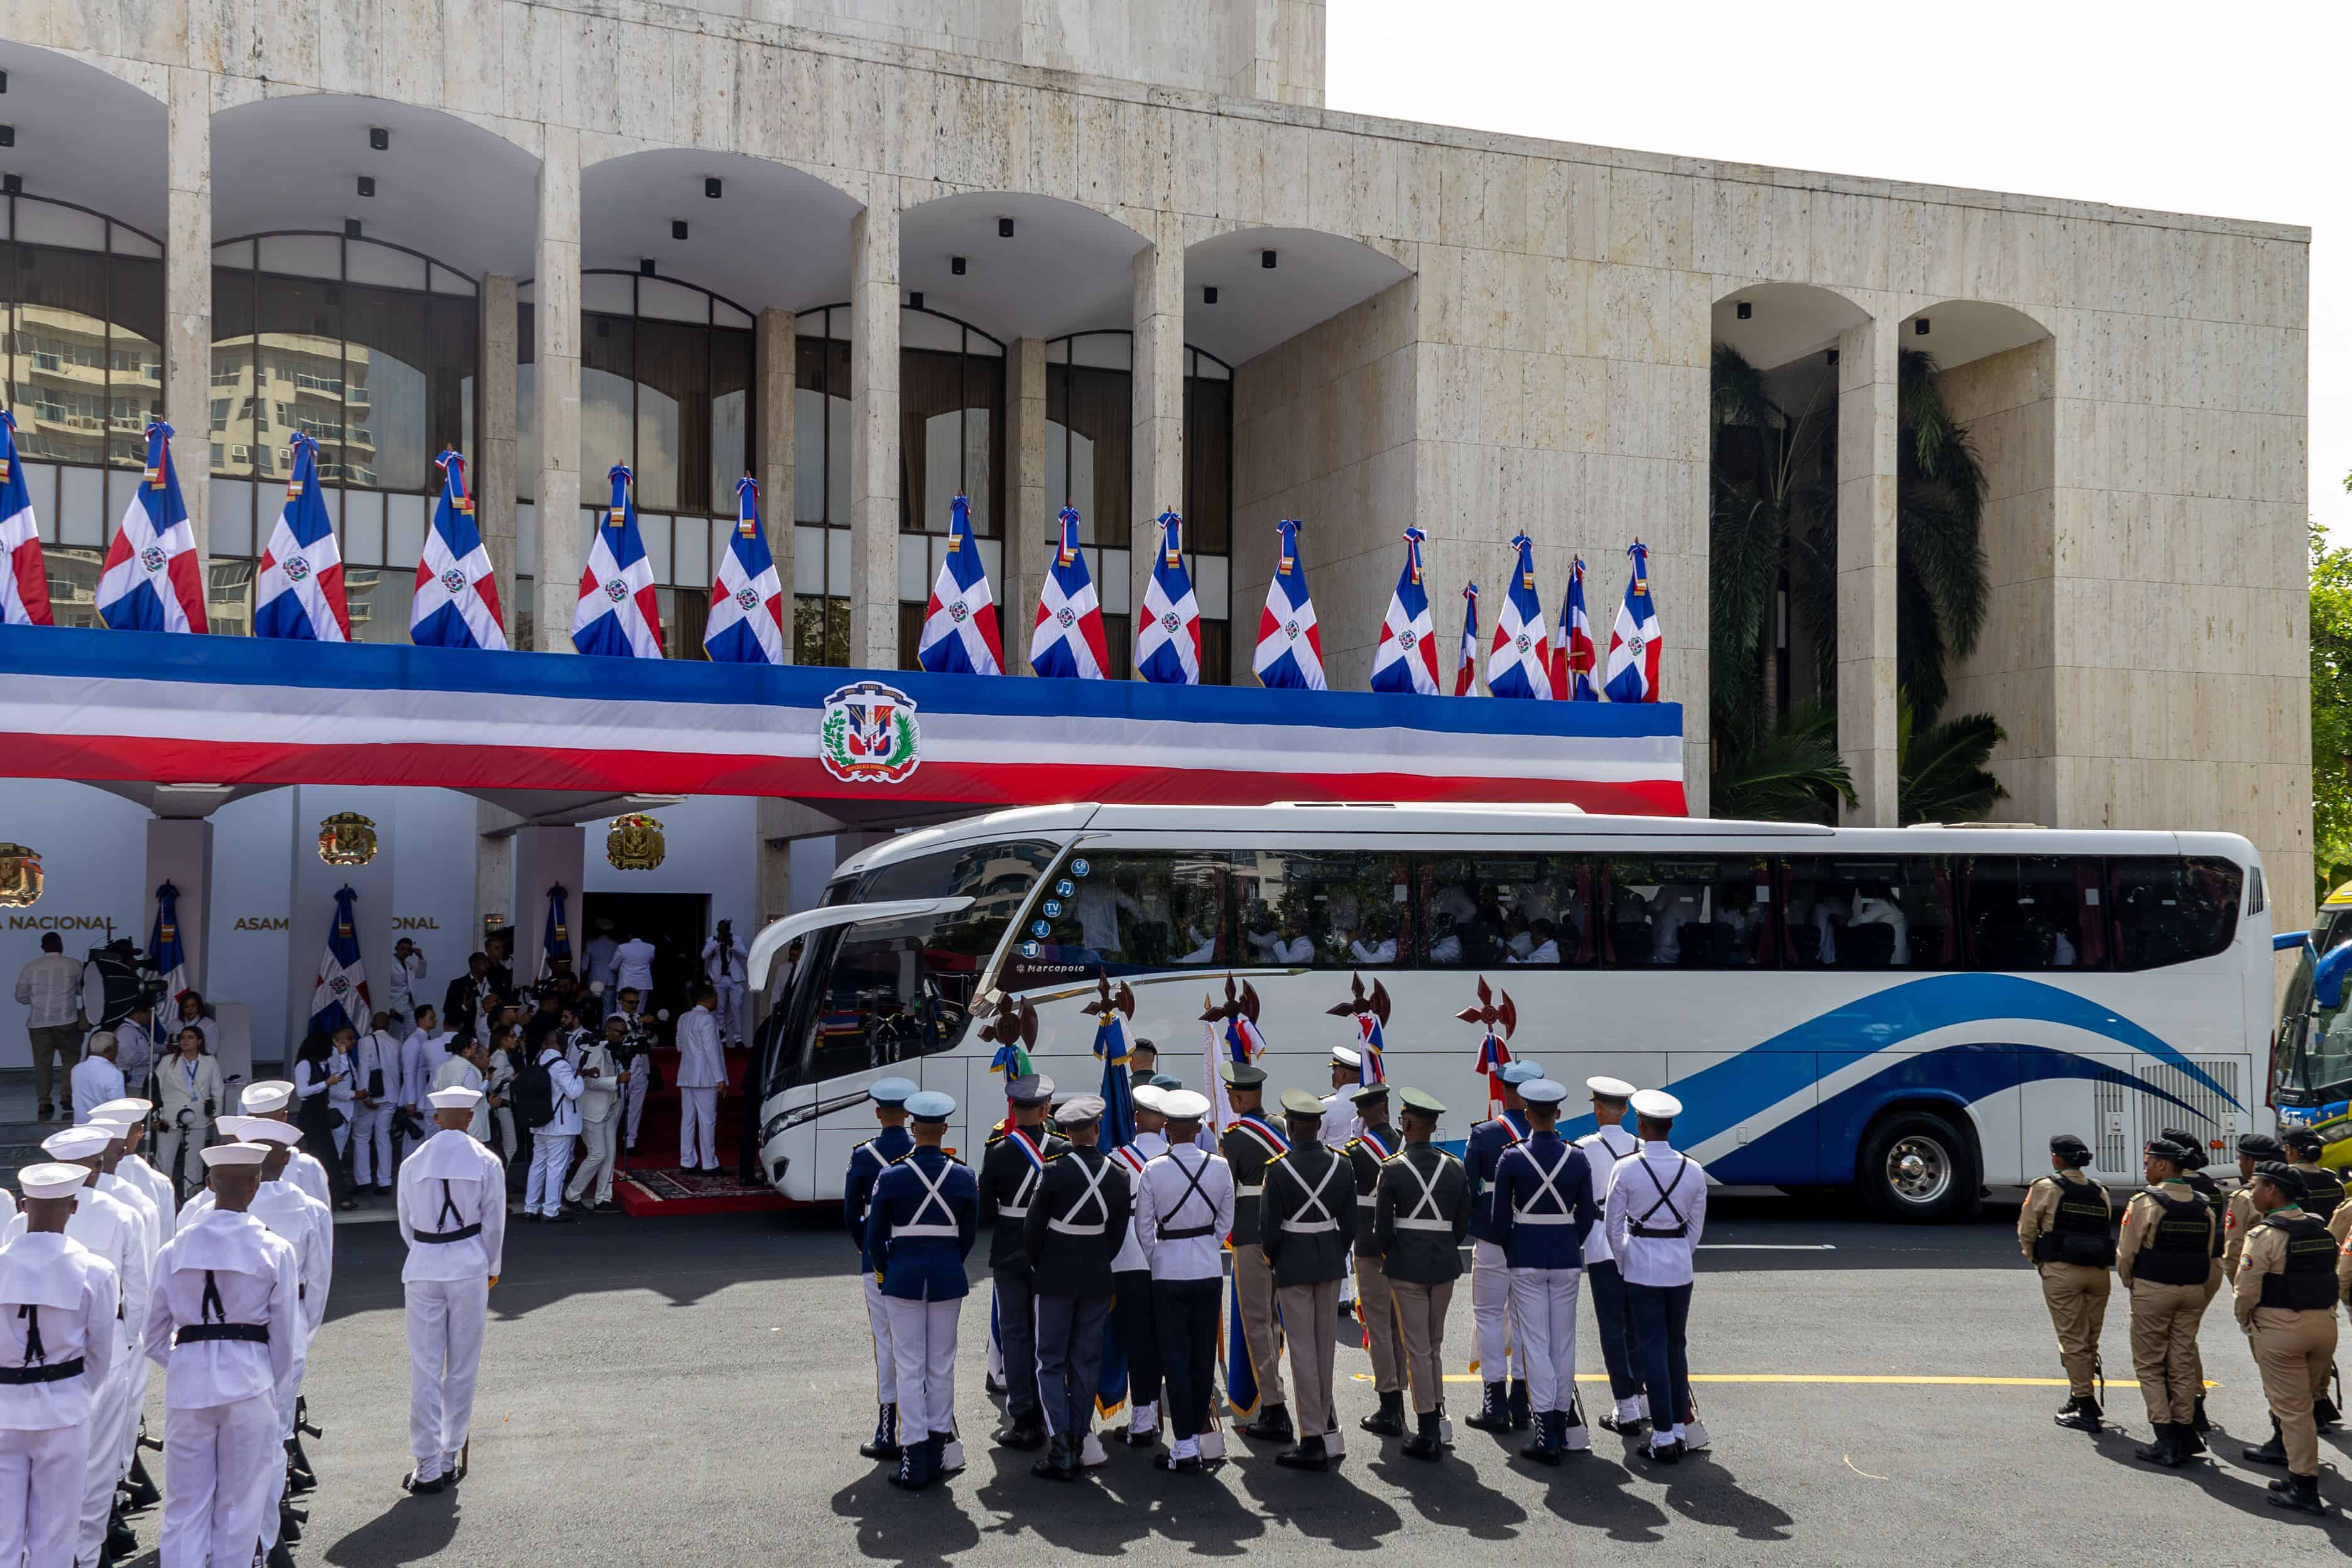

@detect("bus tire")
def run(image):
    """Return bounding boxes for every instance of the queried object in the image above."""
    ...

[1858,1108,1979,1223]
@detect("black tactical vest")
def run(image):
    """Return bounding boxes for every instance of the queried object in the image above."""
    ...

[2257,1212,2339,1310]
[2132,1189,2214,1285]
[2295,1165,2346,1222]
[2032,1175,2115,1267]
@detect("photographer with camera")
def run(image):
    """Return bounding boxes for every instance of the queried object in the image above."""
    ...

[155,1025,226,1199]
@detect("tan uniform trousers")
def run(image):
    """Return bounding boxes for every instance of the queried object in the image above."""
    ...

[1390,1279,1455,1415]
[1231,1244,1287,1412]
[2251,1305,2340,1477]
[1354,1255,1405,1395]
[1276,1279,1341,1439]
[2188,1259,2221,1395]
[2126,1280,2207,1424]
[2039,1262,2111,1398]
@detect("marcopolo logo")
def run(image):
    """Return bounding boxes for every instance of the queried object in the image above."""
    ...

[819,680,921,785]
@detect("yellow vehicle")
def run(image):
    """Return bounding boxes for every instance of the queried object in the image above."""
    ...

[2276,913,2352,1170]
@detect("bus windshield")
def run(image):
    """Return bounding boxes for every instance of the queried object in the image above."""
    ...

[768,838,1060,1094]
[2273,940,2352,1103]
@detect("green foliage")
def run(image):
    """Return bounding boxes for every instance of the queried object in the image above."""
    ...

[2312,517,2352,897]
[1897,694,2007,825]
[1712,699,1855,824]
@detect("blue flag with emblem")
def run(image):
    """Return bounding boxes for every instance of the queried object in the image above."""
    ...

[1092,1004,1138,1417]
[148,880,188,1008]
[542,883,572,979]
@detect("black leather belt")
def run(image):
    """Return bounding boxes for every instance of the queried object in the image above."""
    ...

[1158,1224,1216,1239]
[0,1358,84,1385]
[415,1224,482,1244]
[175,1324,270,1346]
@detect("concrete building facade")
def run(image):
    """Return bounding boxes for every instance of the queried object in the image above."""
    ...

[0,0,2312,1063]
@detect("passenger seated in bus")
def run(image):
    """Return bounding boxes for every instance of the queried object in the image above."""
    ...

[1348,914,1398,966]
[1849,886,1910,965]
[1175,923,1217,963]
[1506,919,1560,965]
[1650,885,1707,965]
[1270,917,1315,966]
[1075,874,1144,956]
[1809,898,1843,964]
[1502,910,1533,961]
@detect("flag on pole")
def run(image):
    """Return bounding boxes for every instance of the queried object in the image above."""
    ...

[1486,532,1554,700]
[308,885,369,1037]
[1135,510,1202,685]
[705,476,785,665]
[148,881,188,1009]
[1603,539,1663,702]
[1251,518,1326,690]
[917,494,1004,675]
[1368,528,1440,695]
[1092,993,1140,1418]
[1553,555,1599,702]
[1452,582,1481,695]
[573,464,664,658]
[0,411,53,626]
[254,430,352,643]
[96,422,207,634]
[542,884,572,981]
[1029,506,1111,680]
[411,450,507,650]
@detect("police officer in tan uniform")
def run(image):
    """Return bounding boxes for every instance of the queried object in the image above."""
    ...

[2018,1133,2114,1432]
[2157,1124,2224,1439]
[2282,1128,2346,1430]
[2226,1133,2285,1277]
[2233,1161,2336,1515]
[2117,1136,2216,1467]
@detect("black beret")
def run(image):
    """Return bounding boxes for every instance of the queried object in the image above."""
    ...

[2157,1128,2209,1169]
[2143,1137,2190,1163]
[2282,1128,2327,1158]
[2253,1161,2309,1199]
[2238,1132,2286,1159]
[2050,1133,2091,1157]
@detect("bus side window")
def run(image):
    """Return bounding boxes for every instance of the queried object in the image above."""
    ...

[2110,856,2241,970]
[1233,851,1410,968]
[1963,855,2107,971]
[1598,858,1723,967]
[1019,851,1230,976]
[1783,857,1954,970]
[1418,855,1581,968]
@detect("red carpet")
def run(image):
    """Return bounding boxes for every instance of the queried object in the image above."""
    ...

[616,1165,792,1217]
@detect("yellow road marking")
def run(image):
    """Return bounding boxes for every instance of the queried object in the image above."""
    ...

[1352,1373,2221,1388]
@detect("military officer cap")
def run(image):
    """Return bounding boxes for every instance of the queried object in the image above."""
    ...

[869,1076,920,1108]
[2253,1160,2307,1198]
[1331,1045,1363,1069]
[1278,1087,1326,1118]
[17,1162,92,1201]
[1349,1081,1391,1107]
[1161,1089,1212,1121]
[1132,1085,1167,1114]
[1150,1074,1183,1091]
[1630,1089,1683,1120]
[201,1142,270,1168]
[40,1126,110,1162]
[1054,1094,1105,1128]
[2239,1131,2287,1159]
[1499,1060,1545,1086]
[1520,1079,1570,1107]
[1219,1062,1268,1089]
[1586,1075,1637,1100]
[905,1091,956,1124]
[2157,1127,2209,1168]
[1398,1087,1446,1118]
[1004,1074,1055,1106]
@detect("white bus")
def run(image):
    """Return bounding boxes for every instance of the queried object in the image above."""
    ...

[748,803,2273,1220]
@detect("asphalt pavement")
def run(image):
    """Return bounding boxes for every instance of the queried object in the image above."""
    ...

[121,1195,2352,1565]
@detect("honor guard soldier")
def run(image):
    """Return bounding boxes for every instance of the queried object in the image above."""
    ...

[2018,1132,2115,1433]
[863,1091,979,1492]
[143,1141,303,1568]
[978,1074,1064,1451]
[1218,1062,1292,1440]
[1128,1038,1160,1088]
[1344,1082,1410,1439]
[40,1123,150,1568]
[1606,1089,1709,1463]
[1024,1094,1133,1481]
[1261,1087,1356,1470]
[845,1077,920,1462]
[1320,1047,1366,1150]
[397,1087,507,1496]
[1107,1086,1168,1449]
[1464,1059,1545,1433]
[1135,1090,1233,1474]
[2118,1136,2219,1467]
[1491,1079,1599,1465]
[1372,1088,1469,1460]
[2281,1128,2346,1429]
[2233,1162,2336,1514]
[1575,1077,1646,1432]
[0,1163,120,1568]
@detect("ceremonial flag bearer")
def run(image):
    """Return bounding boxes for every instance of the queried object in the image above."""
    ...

[1344,1082,1410,1439]
[1251,518,1327,690]
[410,450,508,650]
[1491,1079,1598,1464]
[845,1076,920,1461]
[1024,1094,1132,1480]
[0,1162,119,1568]
[705,476,786,664]
[864,1091,979,1491]
[1261,1087,1354,1469]
[1371,1088,1470,1459]
[1217,1062,1290,1439]
[1135,1089,1233,1473]
[398,1086,506,1495]
[1574,1075,1647,1430]
[917,494,1005,675]
[1606,1089,1709,1464]
[978,1074,1065,1450]
[1464,1059,1543,1432]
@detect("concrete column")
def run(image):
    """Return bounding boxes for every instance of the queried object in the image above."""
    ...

[1003,335,1049,674]
[755,798,797,926]
[1836,316,1900,827]
[1129,231,1186,642]
[756,307,797,663]
[848,194,901,669]
[533,128,584,653]
[145,819,215,993]
[478,275,520,633]
[473,798,518,954]
[509,825,587,985]
[163,67,211,562]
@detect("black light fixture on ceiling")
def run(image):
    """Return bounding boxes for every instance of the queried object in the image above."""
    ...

[704,177,722,199]
[1,70,11,94]
[950,256,967,276]
[1202,285,1219,305]
[672,219,688,241]
[1915,317,1930,335]
[1260,249,1277,270]
[357,175,375,199]
[1735,300,1751,320]
[369,126,389,151]
[998,217,1015,238]
[1826,347,1839,366]
[344,218,362,239]
[2,175,20,195]
[640,257,656,276]
[909,290,924,310]
[0,126,14,150]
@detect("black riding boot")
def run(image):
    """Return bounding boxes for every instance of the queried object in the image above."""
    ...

[1401,1410,1444,1461]
[1241,1402,1294,1442]
[1463,1381,1511,1432]
[2270,1471,2326,1515]
[1507,1379,1532,1430]
[1359,1390,1407,1437]
[2243,1418,2290,1466]
[859,1403,901,1461]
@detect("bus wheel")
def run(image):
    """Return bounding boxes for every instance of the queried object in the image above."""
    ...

[1859,1109,1978,1222]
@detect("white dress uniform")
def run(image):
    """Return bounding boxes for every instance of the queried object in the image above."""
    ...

[386,949,429,1034]
[352,1028,404,1187]
[40,1141,149,1568]
[1131,1115,1235,1463]
[702,935,749,1045]
[143,1183,302,1568]
[95,1158,162,1500]
[0,1173,120,1568]
[1603,1108,1711,1457]
[243,1084,334,1210]
[398,1112,507,1486]
[563,1035,623,1207]
[1573,1111,1644,1424]
[525,1045,585,1218]
[673,1003,727,1171]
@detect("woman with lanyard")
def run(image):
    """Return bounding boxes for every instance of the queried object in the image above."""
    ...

[154,1026,226,1198]
[172,991,220,1060]
[293,1030,359,1209]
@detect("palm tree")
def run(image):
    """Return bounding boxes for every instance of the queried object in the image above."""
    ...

[1706,344,1836,734]
[1898,695,2007,825]
[1712,700,1855,824]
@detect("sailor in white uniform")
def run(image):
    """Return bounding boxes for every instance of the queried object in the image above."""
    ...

[1319,1046,1366,1150]
[1571,1076,1647,1430]
[1604,1088,1711,1463]
[92,1096,178,1242]
[0,1162,120,1568]
[143,1141,302,1568]
[242,1082,334,1210]
[40,1122,152,1568]
[83,1111,165,1549]
[398,1086,508,1494]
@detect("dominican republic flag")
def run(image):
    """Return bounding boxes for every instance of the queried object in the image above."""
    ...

[254,431,351,643]
[705,477,785,665]
[0,411,53,626]
[1474,1027,1512,1118]
[1453,583,1481,695]
[573,464,664,658]
[1251,518,1326,690]
[1486,532,1553,700]
[1603,539,1663,703]
[1351,1011,1387,1084]
[1135,510,1201,685]
[148,879,189,1008]
[1553,555,1599,702]
[1030,506,1110,680]
[411,450,507,651]
[1368,528,1440,695]
[96,422,207,634]
[1092,1010,1140,1417]
[917,494,1004,675]
[308,885,369,1037]
[543,883,572,978]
